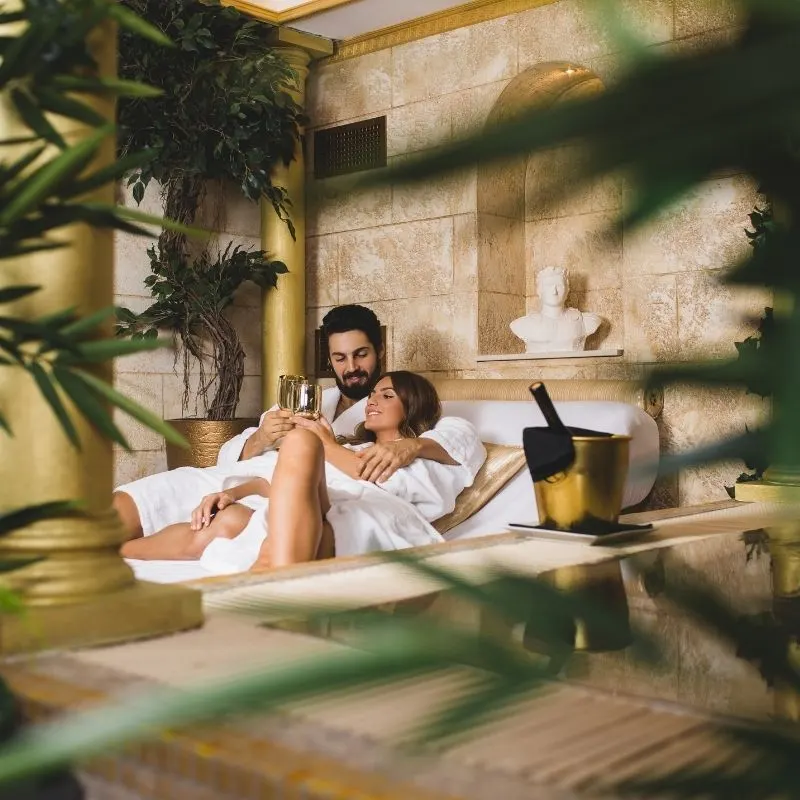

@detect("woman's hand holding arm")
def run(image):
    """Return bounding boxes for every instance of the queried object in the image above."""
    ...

[290,416,364,479]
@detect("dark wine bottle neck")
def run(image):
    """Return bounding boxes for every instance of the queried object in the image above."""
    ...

[529,382,568,433]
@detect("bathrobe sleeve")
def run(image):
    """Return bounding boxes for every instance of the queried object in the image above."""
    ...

[420,416,486,487]
[376,457,466,523]
[216,406,276,466]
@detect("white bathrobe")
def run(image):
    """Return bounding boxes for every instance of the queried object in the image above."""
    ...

[197,442,470,574]
[116,385,485,539]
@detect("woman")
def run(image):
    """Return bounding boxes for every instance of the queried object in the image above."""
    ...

[122,372,473,572]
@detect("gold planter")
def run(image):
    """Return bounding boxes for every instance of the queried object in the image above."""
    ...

[534,435,631,531]
[165,418,259,469]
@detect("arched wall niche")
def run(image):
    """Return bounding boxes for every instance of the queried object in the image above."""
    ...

[475,61,612,355]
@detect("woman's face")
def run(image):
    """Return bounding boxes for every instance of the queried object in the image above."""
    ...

[364,377,406,434]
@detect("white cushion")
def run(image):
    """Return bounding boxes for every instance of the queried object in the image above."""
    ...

[441,400,660,539]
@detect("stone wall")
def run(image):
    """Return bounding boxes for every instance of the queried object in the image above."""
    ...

[112,182,265,486]
[304,0,769,507]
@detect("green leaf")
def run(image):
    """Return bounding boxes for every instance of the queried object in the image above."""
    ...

[0,240,64,259]
[0,286,39,305]
[0,588,24,615]
[51,367,129,449]
[58,336,165,365]
[0,557,44,574]
[0,501,82,537]
[27,362,80,449]
[0,125,113,226]
[61,151,155,200]
[51,75,163,99]
[34,88,106,128]
[91,203,209,239]
[59,307,115,338]
[107,5,175,48]
[0,145,46,185]
[0,316,80,354]
[10,89,65,149]
[70,368,188,449]
[33,308,77,329]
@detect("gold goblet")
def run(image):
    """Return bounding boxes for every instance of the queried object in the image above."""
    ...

[278,374,305,410]
[291,381,322,419]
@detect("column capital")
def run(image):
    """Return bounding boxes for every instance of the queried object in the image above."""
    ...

[276,45,312,96]
[267,26,333,62]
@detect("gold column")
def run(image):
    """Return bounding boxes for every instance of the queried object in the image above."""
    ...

[260,29,332,409]
[261,46,310,409]
[0,16,201,653]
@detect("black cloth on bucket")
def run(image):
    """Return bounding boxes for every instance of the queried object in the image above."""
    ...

[523,426,613,483]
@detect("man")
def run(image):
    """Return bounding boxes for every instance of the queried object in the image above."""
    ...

[114,304,484,542]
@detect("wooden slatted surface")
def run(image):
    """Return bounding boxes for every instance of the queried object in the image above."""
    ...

[3,654,784,800]
[20,500,795,799]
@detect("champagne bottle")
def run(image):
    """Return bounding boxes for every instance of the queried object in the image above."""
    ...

[529,381,611,438]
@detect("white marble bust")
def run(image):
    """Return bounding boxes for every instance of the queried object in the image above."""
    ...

[510,266,601,353]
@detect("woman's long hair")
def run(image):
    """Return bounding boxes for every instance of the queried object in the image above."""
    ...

[352,371,441,443]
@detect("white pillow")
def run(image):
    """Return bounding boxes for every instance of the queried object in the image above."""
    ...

[440,400,660,539]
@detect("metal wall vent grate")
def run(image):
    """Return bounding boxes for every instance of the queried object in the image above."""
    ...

[313,116,387,179]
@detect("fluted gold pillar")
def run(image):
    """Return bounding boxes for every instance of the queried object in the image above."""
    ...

[0,14,201,652]
[261,47,311,410]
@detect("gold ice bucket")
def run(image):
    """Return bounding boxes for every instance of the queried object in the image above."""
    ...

[534,435,631,531]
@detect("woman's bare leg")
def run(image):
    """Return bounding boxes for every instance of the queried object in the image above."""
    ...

[121,504,253,561]
[113,492,143,540]
[264,428,333,568]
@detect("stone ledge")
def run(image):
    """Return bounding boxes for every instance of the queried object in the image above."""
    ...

[476,348,623,362]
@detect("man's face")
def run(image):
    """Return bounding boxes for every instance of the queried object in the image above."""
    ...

[328,330,381,400]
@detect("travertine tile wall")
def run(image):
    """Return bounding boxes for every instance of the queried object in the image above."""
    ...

[113,182,265,486]
[305,0,770,506]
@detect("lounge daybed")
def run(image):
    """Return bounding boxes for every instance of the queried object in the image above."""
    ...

[126,378,662,584]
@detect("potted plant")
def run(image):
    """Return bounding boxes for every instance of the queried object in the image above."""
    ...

[115,0,303,466]
[726,201,775,496]
[115,242,286,467]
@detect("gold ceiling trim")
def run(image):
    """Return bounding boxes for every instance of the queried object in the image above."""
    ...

[325,0,558,63]
[224,0,359,25]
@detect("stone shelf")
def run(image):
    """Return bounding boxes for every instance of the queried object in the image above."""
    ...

[476,348,624,363]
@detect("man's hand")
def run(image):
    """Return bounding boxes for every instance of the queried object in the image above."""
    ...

[357,439,423,483]
[191,492,236,530]
[250,410,294,453]
[291,415,336,444]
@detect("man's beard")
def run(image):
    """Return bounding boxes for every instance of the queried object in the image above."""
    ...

[335,363,381,400]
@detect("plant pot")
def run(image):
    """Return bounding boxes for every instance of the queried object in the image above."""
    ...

[165,418,259,469]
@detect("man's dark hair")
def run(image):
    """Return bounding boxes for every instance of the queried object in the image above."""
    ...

[322,304,382,353]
